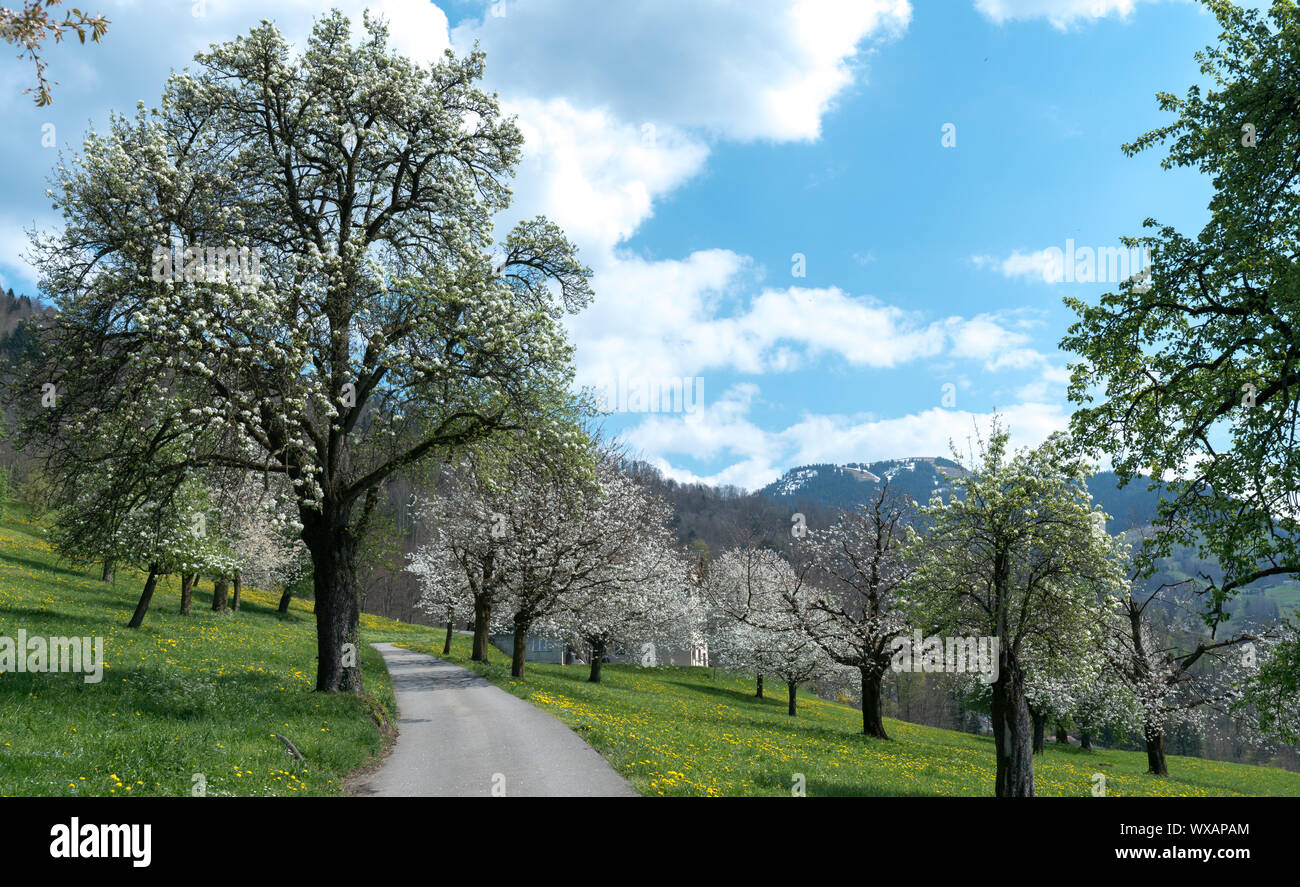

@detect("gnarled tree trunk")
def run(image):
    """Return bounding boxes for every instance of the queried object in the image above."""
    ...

[1031,708,1046,754]
[589,639,605,683]
[990,664,1035,796]
[179,572,196,616]
[277,588,293,614]
[756,674,764,698]
[231,573,242,611]
[471,589,492,662]
[211,576,229,613]
[1080,730,1092,751]
[301,511,363,692]
[101,559,115,583]
[1145,725,1168,776]
[860,666,889,739]
[511,616,529,678]
[1055,723,1070,745]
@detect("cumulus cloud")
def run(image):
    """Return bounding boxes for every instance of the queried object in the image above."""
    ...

[972,248,1065,284]
[574,263,1048,395]
[452,0,912,142]
[501,98,708,252]
[972,0,1148,29]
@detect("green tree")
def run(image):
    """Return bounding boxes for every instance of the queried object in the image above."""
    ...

[1062,0,1300,632]
[14,469,52,518]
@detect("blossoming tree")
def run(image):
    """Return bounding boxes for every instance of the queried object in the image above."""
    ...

[22,11,591,690]
[903,426,1129,796]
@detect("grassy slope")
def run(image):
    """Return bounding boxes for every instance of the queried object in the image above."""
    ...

[0,507,397,797]
[377,631,1300,797]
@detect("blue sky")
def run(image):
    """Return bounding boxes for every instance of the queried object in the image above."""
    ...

[0,0,1255,489]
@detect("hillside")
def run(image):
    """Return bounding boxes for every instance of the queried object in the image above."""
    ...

[761,457,1168,531]
[0,504,399,796]
[3,492,1297,797]
[763,456,968,511]
[0,288,50,366]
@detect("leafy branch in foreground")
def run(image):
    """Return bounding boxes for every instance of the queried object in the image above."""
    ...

[1062,0,1300,631]
[0,0,108,105]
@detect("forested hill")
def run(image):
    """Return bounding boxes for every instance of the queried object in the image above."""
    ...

[633,456,1170,552]
[1,288,51,365]
[762,457,967,513]
[641,458,1290,620]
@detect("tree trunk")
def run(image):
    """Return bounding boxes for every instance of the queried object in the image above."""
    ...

[756,674,764,698]
[1145,725,1168,776]
[179,572,196,616]
[1032,708,1046,754]
[471,592,492,662]
[1055,723,1070,745]
[127,565,161,629]
[859,666,889,739]
[990,664,1035,797]
[787,681,797,716]
[211,576,228,613]
[589,639,605,683]
[231,573,242,611]
[443,619,453,656]
[101,559,114,583]
[1080,731,1092,751]
[511,616,529,679]
[277,588,292,614]
[302,514,363,692]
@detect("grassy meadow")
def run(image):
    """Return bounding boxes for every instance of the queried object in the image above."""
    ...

[381,630,1300,798]
[0,504,395,797]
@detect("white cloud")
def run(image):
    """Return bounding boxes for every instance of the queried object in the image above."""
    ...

[1014,362,1072,402]
[574,270,1045,394]
[973,0,1148,29]
[944,313,1030,360]
[784,401,1068,466]
[972,248,1065,284]
[452,0,912,142]
[621,387,1071,491]
[181,1,452,66]
[0,215,39,292]
[502,98,708,252]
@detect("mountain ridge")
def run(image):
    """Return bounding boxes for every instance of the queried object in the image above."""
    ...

[760,456,1166,533]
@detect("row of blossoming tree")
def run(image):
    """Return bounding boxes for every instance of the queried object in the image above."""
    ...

[404,418,1297,797]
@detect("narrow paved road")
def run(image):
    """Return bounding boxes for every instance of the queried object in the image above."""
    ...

[354,643,638,797]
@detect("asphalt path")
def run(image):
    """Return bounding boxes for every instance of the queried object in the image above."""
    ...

[354,643,638,797]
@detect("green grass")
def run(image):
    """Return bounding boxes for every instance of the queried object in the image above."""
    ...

[1263,581,1300,616]
[377,630,1300,797]
[0,506,398,797]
